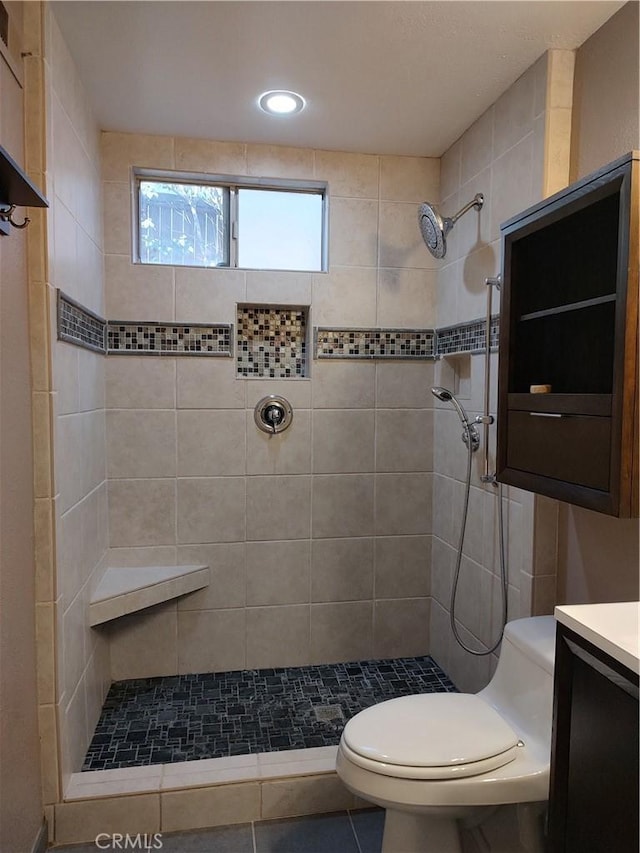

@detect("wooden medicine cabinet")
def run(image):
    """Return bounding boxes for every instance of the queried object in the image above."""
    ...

[497,152,638,517]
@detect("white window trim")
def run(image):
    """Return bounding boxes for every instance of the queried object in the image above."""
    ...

[132,168,329,272]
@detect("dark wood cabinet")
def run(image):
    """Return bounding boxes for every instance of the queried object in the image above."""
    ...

[547,623,639,853]
[497,152,638,516]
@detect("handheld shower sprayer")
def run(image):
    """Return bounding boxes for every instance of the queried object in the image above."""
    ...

[431,386,480,452]
[418,193,484,259]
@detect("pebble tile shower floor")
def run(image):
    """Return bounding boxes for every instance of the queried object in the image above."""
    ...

[83,656,456,771]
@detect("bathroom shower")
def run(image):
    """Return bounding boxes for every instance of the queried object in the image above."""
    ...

[418,193,484,259]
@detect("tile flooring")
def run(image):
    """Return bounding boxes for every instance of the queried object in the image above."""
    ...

[53,808,385,852]
[84,656,456,771]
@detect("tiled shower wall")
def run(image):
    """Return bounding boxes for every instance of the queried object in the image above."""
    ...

[101,133,439,679]
[43,8,110,790]
[430,51,573,690]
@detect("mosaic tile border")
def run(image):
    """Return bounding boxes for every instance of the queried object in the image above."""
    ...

[107,322,232,356]
[315,328,435,360]
[436,315,500,355]
[237,305,307,378]
[57,290,106,354]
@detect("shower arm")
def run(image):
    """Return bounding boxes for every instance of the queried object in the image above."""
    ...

[446,193,485,228]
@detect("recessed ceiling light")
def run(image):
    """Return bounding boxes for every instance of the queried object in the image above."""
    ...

[258,90,306,116]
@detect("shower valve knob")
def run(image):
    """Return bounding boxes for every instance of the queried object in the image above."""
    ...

[254,395,293,435]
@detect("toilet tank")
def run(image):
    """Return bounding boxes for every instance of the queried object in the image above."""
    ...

[478,616,556,756]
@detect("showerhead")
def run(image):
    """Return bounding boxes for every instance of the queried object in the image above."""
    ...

[431,386,453,403]
[431,386,478,450]
[418,193,484,259]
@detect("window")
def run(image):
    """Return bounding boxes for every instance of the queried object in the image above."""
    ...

[135,171,327,272]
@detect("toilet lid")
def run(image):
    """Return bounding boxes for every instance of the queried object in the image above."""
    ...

[341,693,521,780]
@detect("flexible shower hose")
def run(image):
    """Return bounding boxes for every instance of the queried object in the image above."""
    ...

[449,428,508,656]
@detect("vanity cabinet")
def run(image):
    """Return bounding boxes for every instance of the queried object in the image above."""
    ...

[547,616,639,853]
[497,152,638,516]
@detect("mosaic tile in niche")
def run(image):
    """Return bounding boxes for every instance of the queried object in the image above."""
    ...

[237,305,307,378]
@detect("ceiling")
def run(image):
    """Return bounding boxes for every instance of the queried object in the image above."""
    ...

[52,1,625,158]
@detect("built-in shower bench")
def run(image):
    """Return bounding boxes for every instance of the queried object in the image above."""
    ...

[89,564,209,626]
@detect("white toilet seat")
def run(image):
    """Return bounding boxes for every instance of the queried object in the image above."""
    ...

[341,693,521,781]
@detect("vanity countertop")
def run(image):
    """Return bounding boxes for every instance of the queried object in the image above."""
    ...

[555,601,640,675]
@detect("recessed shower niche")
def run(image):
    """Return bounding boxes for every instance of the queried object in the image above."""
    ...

[236,304,309,378]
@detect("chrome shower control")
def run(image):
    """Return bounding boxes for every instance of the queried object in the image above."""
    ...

[254,395,293,434]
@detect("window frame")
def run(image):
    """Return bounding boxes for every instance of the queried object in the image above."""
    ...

[133,168,329,273]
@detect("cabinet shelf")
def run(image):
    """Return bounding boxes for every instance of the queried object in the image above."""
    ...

[519,293,616,323]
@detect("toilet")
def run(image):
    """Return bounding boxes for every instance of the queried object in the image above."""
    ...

[336,616,556,853]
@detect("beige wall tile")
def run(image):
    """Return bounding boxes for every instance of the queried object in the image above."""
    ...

[177,609,246,673]
[375,536,430,599]
[103,181,132,256]
[245,270,312,305]
[375,473,432,535]
[39,705,60,805]
[329,197,378,267]
[311,537,374,602]
[246,540,311,605]
[245,378,311,411]
[105,254,175,321]
[175,267,245,324]
[493,65,536,158]
[177,543,246,609]
[379,201,435,270]
[312,475,374,539]
[311,266,377,327]
[177,477,245,544]
[246,605,310,668]
[374,598,430,658]
[312,410,374,474]
[246,476,311,541]
[34,498,55,602]
[312,362,375,409]
[460,108,494,185]
[107,410,176,478]
[489,135,535,241]
[431,535,455,608]
[78,348,106,413]
[376,267,437,327]
[440,140,461,201]
[380,155,439,203]
[108,602,178,680]
[55,794,160,845]
[375,409,433,472]
[107,545,177,567]
[177,409,245,476]
[261,774,355,819]
[106,356,176,409]
[310,602,373,664]
[246,144,314,180]
[35,603,56,704]
[376,361,435,409]
[161,783,260,832]
[177,359,245,409]
[175,137,247,174]
[315,149,379,198]
[101,131,175,181]
[246,409,311,475]
[108,479,176,547]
